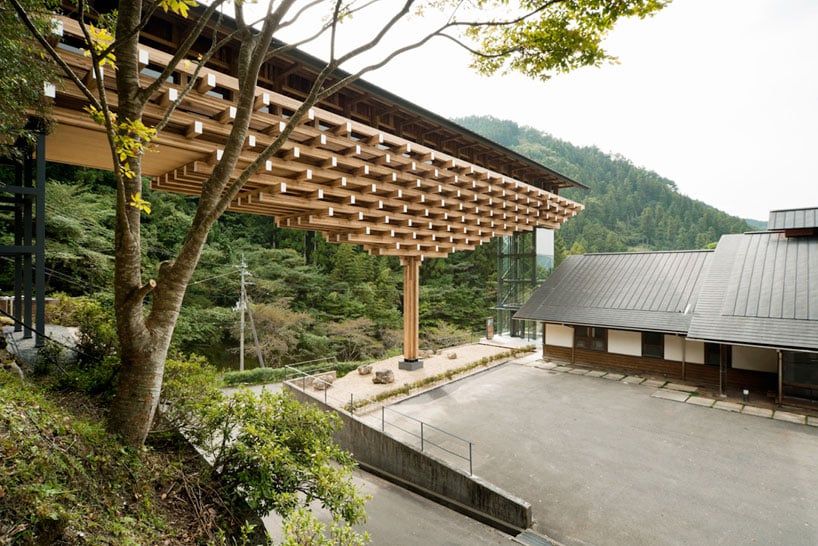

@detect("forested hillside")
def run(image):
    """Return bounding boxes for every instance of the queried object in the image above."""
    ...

[1,117,752,371]
[457,116,751,254]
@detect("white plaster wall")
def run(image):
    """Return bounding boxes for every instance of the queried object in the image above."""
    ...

[545,323,573,348]
[608,330,642,357]
[732,345,778,373]
[685,340,705,364]
[663,336,705,364]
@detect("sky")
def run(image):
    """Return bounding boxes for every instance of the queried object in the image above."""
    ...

[269,0,818,221]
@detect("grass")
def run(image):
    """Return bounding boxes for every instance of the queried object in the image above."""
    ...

[345,346,535,411]
[0,368,247,544]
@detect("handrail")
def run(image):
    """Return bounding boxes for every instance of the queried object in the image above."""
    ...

[282,363,476,475]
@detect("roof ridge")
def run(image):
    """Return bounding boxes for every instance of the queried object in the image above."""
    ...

[582,249,713,256]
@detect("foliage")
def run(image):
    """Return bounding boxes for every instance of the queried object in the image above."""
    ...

[465,0,670,81]
[0,369,237,544]
[0,0,56,156]
[158,356,369,543]
[282,508,368,546]
[327,318,390,362]
[419,321,478,352]
[457,116,751,253]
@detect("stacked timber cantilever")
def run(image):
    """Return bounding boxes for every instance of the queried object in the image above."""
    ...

[47,17,583,261]
[44,15,584,367]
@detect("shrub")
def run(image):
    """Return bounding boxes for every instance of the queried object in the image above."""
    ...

[419,321,476,352]
[159,356,369,543]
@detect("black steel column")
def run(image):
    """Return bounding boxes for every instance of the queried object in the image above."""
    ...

[22,149,34,339]
[35,132,46,347]
[12,161,23,332]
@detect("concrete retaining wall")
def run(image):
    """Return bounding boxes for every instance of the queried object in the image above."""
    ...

[285,383,532,534]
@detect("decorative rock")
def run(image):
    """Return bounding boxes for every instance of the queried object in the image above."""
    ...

[447,352,457,360]
[373,370,395,384]
[311,371,336,390]
[357,365,372,375]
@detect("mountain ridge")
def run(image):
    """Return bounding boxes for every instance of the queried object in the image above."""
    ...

[455,115,751,256]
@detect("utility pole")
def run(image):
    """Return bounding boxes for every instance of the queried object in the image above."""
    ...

[236,255,266,371]
[238,255,247,372]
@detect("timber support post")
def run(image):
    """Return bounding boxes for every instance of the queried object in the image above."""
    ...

[399,255,423,371]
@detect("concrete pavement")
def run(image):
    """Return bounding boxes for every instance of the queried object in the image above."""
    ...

[263,469,511,545]
[391,362,818,546]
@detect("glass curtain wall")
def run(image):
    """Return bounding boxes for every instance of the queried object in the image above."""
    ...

[495,228,553,339]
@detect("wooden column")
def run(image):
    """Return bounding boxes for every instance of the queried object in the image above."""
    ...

[400,256,422,368]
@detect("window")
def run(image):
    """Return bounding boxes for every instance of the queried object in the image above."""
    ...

[576,326,607,352]
[642,332,664,359]
[705,343,731,367]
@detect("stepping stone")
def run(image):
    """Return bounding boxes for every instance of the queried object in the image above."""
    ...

[713,401,743,413]
[741,405,774,418]
[586,370,607,378]
[554,366,572,372]
[652,389,690,402]
[773,411,806,425]
[807,417,818,428]
[686,396,715,408]
[568,368,589,375]
[665,383,698,393]
[642,379,667,388]
[537,361,557,370]
[621,375,645,384]
[603,373,625,381]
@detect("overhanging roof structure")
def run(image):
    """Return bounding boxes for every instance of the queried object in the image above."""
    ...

[47,16,584,261]
[515,250,712,334]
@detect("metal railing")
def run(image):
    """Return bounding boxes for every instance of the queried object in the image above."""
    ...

[282,364,475,475]
[379,405,474,475]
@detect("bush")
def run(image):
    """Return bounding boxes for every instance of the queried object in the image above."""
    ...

[222,366,287,387]
[420,321,477,352]
[158,356,369,544]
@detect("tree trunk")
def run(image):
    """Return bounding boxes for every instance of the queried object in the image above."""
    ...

[108,324,171,446]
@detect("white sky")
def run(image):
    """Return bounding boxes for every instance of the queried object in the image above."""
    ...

[267,0,818,220]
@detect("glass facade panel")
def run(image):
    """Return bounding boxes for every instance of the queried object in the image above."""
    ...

[495,228,554,339]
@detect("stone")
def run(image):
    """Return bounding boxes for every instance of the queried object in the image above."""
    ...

[536,361,557,370]
[568,368,589,375]
[357,365,373,375]
[621,375,646,384]
[713,401,743,413]
[373,370,395,384]
[664,383,698,393]
[642,379,667,389]
[741,405,774,418]
[311,371,336,390]
[603,373,626,381]
[652,389,690,402]
[807,416,818,428]
[686,396,715,407]
[586,370,607,378]
[447,352,458,360]
[554,366,572,372]
[773,411,806,425]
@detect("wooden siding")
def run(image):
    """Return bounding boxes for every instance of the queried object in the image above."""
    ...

[543,344,776,391]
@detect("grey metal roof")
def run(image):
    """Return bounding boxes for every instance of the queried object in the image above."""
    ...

[687,232,818,351]
[768,207,818,230]
[514,250,712,333]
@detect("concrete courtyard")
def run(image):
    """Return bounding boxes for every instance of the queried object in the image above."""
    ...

[392,362,818,545]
